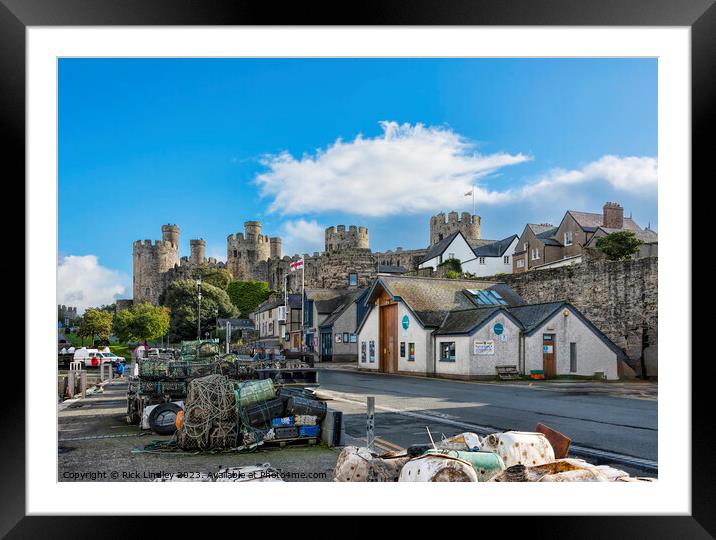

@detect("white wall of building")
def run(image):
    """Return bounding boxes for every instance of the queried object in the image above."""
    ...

[357,304,380,370]
[396,303,432,374]
[523,307,619,380]
[419,234,475,270]
[462,238,519,277]
[435,313,521,377]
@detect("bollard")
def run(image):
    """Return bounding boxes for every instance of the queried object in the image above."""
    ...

[67,371,76,398]
[80,371,87,398]
[366,396,375,452]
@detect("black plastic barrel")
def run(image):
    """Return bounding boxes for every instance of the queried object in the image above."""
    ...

[285,395,327,420]
[240,398,285,428]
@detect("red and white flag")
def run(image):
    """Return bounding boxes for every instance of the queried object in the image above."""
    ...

[290,259,304,272]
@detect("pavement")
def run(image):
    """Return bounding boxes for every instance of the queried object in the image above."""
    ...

[314,367,658,476]
[58,379,338,482]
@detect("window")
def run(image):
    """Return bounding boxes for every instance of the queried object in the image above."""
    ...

[233,249,238,257]
[504,255,510,264]
[479,257,486,264]
[531,248,540,260]
[564,231,573,246]
[448,252,455,260]
[466,289,508,306]
[523,242,528,251]
[408,343,415,361]
[348,273,358,286]
[516,259,525,268]
[440,342,456,362]
[145,288,150,296]
[570,342,577,372]
[369,341,375,363]
[361,341,366,363]
[400,342,406,358]
[343,332,350,343]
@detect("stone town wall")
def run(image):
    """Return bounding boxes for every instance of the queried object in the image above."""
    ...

[488,257,658,377]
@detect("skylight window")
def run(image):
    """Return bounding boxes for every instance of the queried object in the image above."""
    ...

[465,289,508,306]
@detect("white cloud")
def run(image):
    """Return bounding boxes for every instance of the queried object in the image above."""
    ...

[255,122,657,217]
[57,255,129,313]
[516,155,658,199]
[256,121,528,217]
[280,219,325,257]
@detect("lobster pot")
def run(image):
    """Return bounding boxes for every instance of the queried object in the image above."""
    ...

[166,362,188,379]
[479,431,555,468]
[425,449,505,482]
[156,381,187,396]
[235,379,276,408]
[276,386,316,401]
[139,359,168,379]
[185,362,217,379]
[398,454,479,482]
[208,421,238,449]
[286,396,327,420]
[139,380,162,394]
[240,398,285,428]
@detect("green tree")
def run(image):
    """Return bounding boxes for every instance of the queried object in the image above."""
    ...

[199,267,233,290]
[226,280,271,318]
[113,302,170,343]
[77,309,113,345]
[595,231,643,261]
[162,280,238,341]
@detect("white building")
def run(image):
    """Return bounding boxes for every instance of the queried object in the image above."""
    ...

[356,275,623,380]
[418,231,518,277]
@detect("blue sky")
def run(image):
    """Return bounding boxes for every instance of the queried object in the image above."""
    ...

[58,58,657,308]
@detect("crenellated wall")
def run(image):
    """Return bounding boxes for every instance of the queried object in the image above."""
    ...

[325,225,369,252]
[430,211,481,245]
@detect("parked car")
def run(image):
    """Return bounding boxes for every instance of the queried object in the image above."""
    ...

[73,348,125,368]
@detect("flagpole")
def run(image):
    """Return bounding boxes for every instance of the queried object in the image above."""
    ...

[301,264,305,350]
[472,184,475,216]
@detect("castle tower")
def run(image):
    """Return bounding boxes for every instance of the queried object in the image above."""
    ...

[270,237,282,259]
[429,211,481,245]
[162,224,180,247]
[133,224,180,304]
[189,239,206,266]
[325,225,369,252]
[226,221,274,280]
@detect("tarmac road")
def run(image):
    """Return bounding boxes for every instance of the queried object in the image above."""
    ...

[316,369,657,472]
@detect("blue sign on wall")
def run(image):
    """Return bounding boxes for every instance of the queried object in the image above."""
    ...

[493,323,504,335]
[402,315,410,330]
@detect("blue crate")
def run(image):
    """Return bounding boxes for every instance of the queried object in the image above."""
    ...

[271,416,294,427]
[298,425,320,438]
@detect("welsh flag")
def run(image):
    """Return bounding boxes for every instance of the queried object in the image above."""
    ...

[290,259,305,272]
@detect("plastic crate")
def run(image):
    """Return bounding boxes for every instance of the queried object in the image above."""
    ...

[298,425,320,438]
[271,416,295,427]
[274,426,299,439]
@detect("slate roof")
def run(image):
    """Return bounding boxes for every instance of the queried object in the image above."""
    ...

[596,227,658,243]
[365,275,522,328]
[420,231,462,264]
[528,223,556,235]
[217,318,254,330]
[535,227,562,246]
[286,293,303,309]
[319,288,369,328]
[473,235,518,257]
[567,211,642,232]
[434,307,502,335]
[506,302,565,333]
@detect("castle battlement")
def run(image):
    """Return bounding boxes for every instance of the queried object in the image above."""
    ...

[325,224,369,252]
[430,210,481,246]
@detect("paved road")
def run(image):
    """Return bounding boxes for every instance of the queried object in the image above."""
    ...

[316,370,657,469]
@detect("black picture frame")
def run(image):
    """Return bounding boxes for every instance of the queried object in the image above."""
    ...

[3,0,708,535]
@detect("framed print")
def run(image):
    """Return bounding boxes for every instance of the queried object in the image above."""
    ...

[5,0,710,534]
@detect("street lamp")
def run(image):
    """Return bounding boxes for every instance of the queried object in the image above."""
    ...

[196,276,202,341]
[214,308,219,340]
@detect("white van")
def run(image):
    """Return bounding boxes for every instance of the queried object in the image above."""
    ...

[73,348,124,368]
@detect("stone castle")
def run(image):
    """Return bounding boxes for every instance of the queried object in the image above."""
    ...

[132,211,483,305]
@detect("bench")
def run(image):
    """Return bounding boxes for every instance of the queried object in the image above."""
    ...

[496,365,521,380]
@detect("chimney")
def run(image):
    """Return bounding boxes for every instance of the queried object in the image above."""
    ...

[603,202,624,229]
